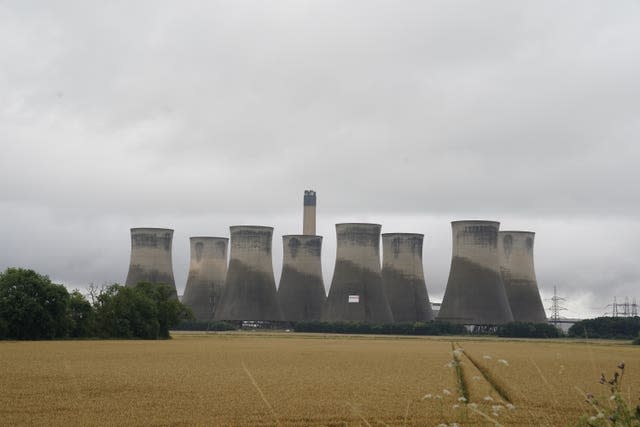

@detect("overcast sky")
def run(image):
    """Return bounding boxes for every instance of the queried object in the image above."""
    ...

[1,1,639,318]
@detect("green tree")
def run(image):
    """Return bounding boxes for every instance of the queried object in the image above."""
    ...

[68,290,95,338]
[0,268,71,339]
[94,282,191,339]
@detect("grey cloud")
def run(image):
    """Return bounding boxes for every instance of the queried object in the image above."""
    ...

[1,1,639,316]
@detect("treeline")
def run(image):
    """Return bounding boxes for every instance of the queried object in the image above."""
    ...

[568,317,640,339]
[496,321,562,338]
[0,268,191,340]
[292,321,467,335]
[173,321,238,331]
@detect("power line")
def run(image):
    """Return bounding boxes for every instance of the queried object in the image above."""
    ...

[604,296,639,317]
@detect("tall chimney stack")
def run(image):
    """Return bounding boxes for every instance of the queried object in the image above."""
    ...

[303,190,316,235]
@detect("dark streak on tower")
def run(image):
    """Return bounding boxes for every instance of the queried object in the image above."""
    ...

[323,223,393,323]
[182,237,228,322]
[277,235,326,321]
[498,231,547,323]
[214,226,283,321]
[381,233,433,322]
[438,221,513,325]
[125,227,177,297]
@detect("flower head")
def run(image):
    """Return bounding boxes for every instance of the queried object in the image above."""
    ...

[457,397,467,402]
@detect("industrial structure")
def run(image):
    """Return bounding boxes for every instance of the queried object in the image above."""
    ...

[277,235,326,321]
[181,237,228,322]
[381,233,434,322]
[303,190,316,235]
[214,226,283,321]
[323,223,393,323]
[438,221,513,325]
[277,190,326,322]
[498,231,547,323]
[125,227,177,296]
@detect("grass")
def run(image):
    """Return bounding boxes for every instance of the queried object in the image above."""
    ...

[1,332,639,425]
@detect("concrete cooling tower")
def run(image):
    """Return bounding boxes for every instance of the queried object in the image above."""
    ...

[214,226,283,321]
[438,221,513,325]
[125,227,177,296]
[498,231,547,323]
[381,233,433,322]
[323,223,393,323]
[181,237,228,322]
[277,235,326,322]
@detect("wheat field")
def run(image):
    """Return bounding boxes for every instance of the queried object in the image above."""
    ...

[1,332,638,426]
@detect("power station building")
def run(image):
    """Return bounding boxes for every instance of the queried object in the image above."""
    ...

[125,227,177,296]
[214,226,283,322]
[498,231,547,323]
[438,220,513,325]
[181,237,228,322]
[381,233,434,322]
[323,223,393,323]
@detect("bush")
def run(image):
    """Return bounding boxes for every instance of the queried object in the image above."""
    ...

[497,321,562,338]
[568,317,640,339]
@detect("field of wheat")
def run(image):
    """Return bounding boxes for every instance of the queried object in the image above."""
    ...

[1,332,638,426]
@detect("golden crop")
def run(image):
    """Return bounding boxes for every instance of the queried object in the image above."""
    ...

[1,333,637,426]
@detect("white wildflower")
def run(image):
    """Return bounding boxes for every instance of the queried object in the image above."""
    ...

[453,349,463,357]
[610,395,616,401]
[422,393,432,400]
[506,403,516,411]
[452,404,460,409]
[492,405,503,412]
[589,416,597,422]
[483,355,492,360]
[445,362,454,368]
[450,423,459,427]
[435,395,443,400]
[457,397,467,402]
[442,389,452,396]
[437,424,448,427]
[483,396,494,402]
[468,403,478,409]
[597,412,605,418]
[498,359,509,366]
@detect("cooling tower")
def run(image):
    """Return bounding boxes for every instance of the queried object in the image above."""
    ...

[381,233,434,322]
[277,235,326,322]
[323,223,393,323]
[181,237,229,322]
[214,226,283,321]
[438,221,513,325]
[498,231,547,323]
[303,190,316,235]
[125,227,177,296]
